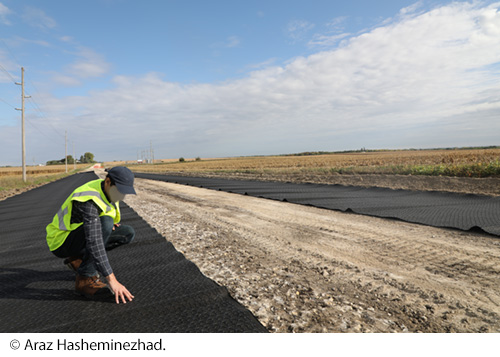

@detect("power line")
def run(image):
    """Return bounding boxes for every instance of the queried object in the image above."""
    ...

[0,62,17,84]
[0,96,16,109]
[2,38,76,163]
[0,38,21,67]
[1,40,66,141]
[0,38,20,84]
[24,115,56,141]
[1,39,64,139]
[26,96,65,139]
[24,77,66,139]
[1,42,72,165]
[23,99,64,142]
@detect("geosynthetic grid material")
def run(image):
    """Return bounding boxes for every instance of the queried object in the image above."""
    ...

[134,173,500,237]
[0,172,267,333]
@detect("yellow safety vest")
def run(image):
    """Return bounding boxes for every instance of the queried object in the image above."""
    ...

[46,179,121,251]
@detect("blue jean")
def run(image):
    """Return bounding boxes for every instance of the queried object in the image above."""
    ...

[53,216,135,277]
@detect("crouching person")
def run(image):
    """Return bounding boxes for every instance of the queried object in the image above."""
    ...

[46,166,136,304]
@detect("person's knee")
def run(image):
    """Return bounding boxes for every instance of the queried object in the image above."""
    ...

[104,224,135,251]
[124,225,135,244]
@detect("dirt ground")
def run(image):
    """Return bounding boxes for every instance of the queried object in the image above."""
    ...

[123,175,500,333]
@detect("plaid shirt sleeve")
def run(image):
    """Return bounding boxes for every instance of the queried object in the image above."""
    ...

[73,200,113,277]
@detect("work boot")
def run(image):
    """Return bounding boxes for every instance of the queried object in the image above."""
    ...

[64,256,82,273]
[75,275,112,300]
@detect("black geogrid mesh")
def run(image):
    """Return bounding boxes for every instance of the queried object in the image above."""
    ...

[0,172,266,333]
[134,173,500,237]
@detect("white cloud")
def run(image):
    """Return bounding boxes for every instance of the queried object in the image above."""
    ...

[52,47,111,86]
[308,32,351,48]
[225,35,240,48]
[69,58,109,78]
[478,6,500,35]
[0,49,17,81]
[0,2,12,25]
[286,19,315,43]
[211,35,241,49]
[22,6,57,30]
[60,36,75,43]
[246,57,279,70]
[52,74,82,87]
[308,16,350,48]
[399,1,425,16]
[69,3,500,156]
[326,16,348,32]
[22,6,56,30]
[14,36,51,47]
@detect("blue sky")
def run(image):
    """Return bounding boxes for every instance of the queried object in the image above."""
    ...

[0,0,499,166]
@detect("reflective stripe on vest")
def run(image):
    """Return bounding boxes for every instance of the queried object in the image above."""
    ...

[57,206,69,230]
[72,191,112,212]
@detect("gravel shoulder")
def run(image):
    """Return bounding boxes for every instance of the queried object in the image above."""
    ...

[124,177,500,333]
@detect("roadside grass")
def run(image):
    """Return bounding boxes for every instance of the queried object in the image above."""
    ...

[0,168,87,192]
[329,161,500,178]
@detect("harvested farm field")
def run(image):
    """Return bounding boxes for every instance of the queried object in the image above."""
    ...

[127,148,500,179]
[124,148,500,195]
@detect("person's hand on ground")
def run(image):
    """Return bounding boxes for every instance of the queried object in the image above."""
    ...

[106,273,134,304]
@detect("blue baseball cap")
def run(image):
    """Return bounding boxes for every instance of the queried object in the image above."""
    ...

[105,166,136,195]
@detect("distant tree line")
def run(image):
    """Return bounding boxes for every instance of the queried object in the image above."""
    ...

[280,146,500,157]
[46,152,95,165]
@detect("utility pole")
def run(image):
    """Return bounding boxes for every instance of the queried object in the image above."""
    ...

[15,67,30,183]
[65,131,68,173]
[73,141,76,170]
[150,140,153,164]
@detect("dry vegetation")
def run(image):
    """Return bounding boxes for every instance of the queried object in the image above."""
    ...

[0,164,91,200]
[0,164,90,177]
[126,148,500,178]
